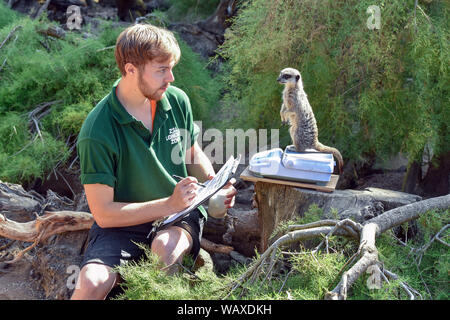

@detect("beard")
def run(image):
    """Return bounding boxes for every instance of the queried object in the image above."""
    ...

[138,72,169,101]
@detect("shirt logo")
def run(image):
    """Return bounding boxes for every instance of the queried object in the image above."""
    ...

[166,127,181,144]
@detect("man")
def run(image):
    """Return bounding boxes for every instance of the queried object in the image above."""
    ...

[71,24,236,300]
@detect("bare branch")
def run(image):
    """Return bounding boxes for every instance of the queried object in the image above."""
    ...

[0,25,22,51]
[415,224,449,266]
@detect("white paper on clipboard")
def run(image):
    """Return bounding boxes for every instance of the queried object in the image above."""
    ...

[159,154,241,227]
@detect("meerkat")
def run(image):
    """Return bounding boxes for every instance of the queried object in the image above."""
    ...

[278,67,344,174]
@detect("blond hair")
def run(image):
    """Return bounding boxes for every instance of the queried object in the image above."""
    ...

[114,24,181,76]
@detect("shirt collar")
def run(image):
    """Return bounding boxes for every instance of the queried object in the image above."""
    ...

[109,78,172,125]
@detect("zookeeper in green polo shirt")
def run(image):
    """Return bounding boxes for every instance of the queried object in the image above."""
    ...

[70,24,237,300]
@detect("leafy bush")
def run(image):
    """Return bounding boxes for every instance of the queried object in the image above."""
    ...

[218,0,449,165]
[174,35,222,125]
[0,8,220,184]
[167,0,221,21]
[0,1,18,29]
[0,112,69,182]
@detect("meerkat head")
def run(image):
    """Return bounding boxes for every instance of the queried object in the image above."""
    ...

[277,68,302,87]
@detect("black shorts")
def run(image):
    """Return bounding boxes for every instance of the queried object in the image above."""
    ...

[80,209,205,269]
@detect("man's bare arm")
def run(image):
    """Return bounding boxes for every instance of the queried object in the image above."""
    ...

[84,176,200,228]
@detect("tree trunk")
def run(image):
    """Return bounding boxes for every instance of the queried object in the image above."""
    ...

[203,207,260,257]
[197,0,238,37]
[420,150,450,197]
[402,160,421,194]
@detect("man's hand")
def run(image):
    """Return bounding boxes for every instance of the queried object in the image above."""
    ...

[207,174,237,209]
[168,176,200,212]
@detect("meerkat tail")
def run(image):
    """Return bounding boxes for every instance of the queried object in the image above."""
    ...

[315,142,344,174]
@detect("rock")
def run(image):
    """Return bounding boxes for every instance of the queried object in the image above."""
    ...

[254,182,422,251]
[209,252,231,274]
[0,181,43,222]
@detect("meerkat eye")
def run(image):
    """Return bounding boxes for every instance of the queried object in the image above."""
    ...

[283,74,291,80]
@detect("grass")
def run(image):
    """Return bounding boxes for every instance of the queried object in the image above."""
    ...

[115,207,449,300]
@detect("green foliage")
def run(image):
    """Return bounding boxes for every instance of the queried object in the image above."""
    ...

[0,15,120,183]
[0,113,69,182]
[115,245,228,300]
[117,209,449,300]
[0,1,19,29]
[167,0,220,21]
[219,0,449,164]
[174,35,222,127]
[0,7,220,184]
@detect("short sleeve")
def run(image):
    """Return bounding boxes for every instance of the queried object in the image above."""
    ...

[77,138,117,188]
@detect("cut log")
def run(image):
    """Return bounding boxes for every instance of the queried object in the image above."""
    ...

[200,238,233,255]
[203,207,261,257]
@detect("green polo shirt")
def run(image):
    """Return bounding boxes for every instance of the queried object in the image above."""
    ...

[76,79,207,220]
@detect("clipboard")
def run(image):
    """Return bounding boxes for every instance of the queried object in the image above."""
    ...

[147,154,241,238]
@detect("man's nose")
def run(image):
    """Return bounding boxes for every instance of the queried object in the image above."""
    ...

[165,69,175,83]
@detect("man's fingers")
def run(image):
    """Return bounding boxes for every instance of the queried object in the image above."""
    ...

[225,197,235,208]
[178,176,199,186]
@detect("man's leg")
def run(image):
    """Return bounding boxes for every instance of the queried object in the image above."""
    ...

[150,226,193,274]
[70,263,120,300]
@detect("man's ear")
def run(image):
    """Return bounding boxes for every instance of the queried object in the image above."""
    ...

[124,63,137,76]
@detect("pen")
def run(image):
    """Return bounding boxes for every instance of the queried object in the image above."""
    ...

[172,174,207,188]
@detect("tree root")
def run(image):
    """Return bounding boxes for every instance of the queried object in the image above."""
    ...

[223,194,450,300]
[223,219,361,299]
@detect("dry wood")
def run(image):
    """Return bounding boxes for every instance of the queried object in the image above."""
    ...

[0,25,22,51]
[200,238,234,255]
[324,194,450,300]
[0,210,93,263]
[223,194,450,300]
[223,223,356,299]
[36,26,66,39]
[34,0,51,20]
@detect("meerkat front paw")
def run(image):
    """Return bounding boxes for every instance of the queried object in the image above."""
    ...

[280,111,289,125]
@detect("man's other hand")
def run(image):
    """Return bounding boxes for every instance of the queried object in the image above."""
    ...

[207,174,237,209]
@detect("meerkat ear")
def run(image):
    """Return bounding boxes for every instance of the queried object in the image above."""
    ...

[295,75,300,81]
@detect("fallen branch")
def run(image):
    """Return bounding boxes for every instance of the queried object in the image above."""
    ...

[0,210,93,264]
[382,268,422,300]
[34,0,51,20]
[27,100,62,141]
[223,223,357,299]
[201,238,234,255]
[414,224,449,266]
[0,25,22,51]
[326,194,450,300]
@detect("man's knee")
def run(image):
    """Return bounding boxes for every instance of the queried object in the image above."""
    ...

[150,226,193,265]
[71,263,118,300]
